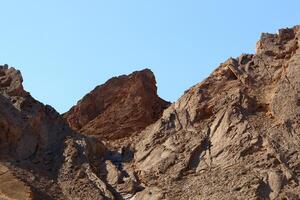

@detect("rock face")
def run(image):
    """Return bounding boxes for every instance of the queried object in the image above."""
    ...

[1,25,300,200]
[0,66,145,199]
[0,164,33,200]
[132,26,300,199]
[64,69,170,140]
[0,66,68,160]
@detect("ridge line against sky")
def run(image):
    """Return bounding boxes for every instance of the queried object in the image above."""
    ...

[1,1,300,113]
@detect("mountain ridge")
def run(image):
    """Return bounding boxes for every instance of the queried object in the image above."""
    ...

[0,25,300,200]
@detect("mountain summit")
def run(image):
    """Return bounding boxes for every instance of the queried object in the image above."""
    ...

[64,69,170,140]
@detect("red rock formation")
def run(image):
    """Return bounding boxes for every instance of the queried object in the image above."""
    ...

[64,69,170,140]
[0,66,121,200]
[1,25,300,200]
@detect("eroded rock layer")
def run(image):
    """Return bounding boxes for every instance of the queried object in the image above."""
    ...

[0,66,145,199]
[132,26,300,200]
[1,25,300,200]
[64,69,170,140]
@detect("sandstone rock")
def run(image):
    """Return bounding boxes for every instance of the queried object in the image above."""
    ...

[268,170,283,200]
[0,66,120,199]
[0,164,33,200]
[64,69,170,140]
[132,25,300,199]
[0,67,70,161]
[105,160,121,186]
[58,137,115,200]
[132,187,163,200]
[1,25,300,200]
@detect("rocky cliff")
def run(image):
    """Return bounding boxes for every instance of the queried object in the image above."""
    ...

[0,66,168,199]
[0,25,300,200]
[0,66,115,200]
[64,69,170,140]
[132,26,300,199]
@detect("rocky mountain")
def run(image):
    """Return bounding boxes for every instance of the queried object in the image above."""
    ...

[0,66,168,200]
[132,26,300,199]
[0,65,111,200]
[0,25,300,200]
[64,69,170,141]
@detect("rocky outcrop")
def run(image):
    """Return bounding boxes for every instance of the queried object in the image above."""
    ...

[64,69,170,140]
[0,67,141,199]
[1,25,300,200]
[0,65,69,160]
[132,26,300,200]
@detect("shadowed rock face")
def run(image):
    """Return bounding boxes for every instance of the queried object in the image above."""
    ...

[0,66,69,160]
[1,25,300,200]
[64,69,170,140]
[0,66,137,200]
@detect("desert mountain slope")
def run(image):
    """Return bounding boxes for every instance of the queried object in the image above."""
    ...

[64,69,170,140]
[0,25,300,200]
[132,26,300,200]
[0,66,143,199]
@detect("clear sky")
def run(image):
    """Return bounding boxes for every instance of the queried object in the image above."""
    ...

[1,1,299,113]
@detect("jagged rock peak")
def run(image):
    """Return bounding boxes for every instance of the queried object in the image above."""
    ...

[0,65,29,98]
[0,65,70,160]
[64,68,170,140]
[0,66,120,200]
[256,25,300,57]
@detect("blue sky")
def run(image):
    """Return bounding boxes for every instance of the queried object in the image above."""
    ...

[1,1,299,113]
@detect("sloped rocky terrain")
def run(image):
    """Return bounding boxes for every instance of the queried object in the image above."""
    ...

[132,26,300,200]
[0,25,300,200]
[64,69,170,141]
[0,164,32,200]
[0,66,168,200]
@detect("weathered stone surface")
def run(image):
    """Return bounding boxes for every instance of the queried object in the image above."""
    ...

[0,164,33,200]
[132,187,163,200]
[64,69,170,140]
[1,25,300,200]
[132,25,300,199]
[0,66,70,161]
[0,67,133,199]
